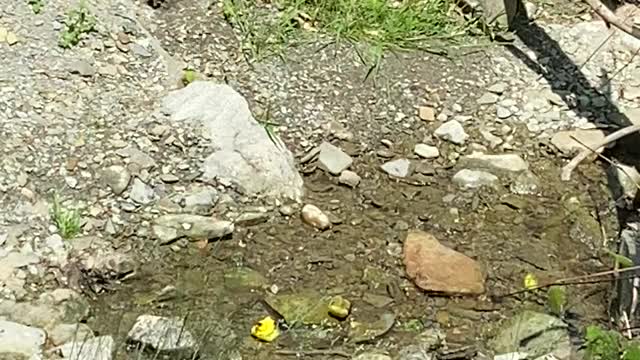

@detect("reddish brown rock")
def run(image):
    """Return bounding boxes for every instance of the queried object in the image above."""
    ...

[403,230,485,295]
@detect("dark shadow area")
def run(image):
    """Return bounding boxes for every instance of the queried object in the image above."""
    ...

[502,0,640,225]
[500,0,640,329]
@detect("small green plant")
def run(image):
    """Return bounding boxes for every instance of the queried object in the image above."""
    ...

[59,1,96,48]
[584,325,640,360]
[50,194,82,239]
[547,285,567,317]
[27,0,44,14]
[182,69,198,86]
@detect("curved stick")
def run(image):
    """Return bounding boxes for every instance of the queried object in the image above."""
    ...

[561,124,640,181]
[582,0,640,39]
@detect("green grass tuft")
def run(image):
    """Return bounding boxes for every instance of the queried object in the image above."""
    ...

[59,1,96,48]
[223,0,468,60]
[50,194,82,240]
[27,0,44,14]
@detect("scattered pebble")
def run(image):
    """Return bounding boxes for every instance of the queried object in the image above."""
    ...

[381,159,411,178]
[477,92,499,105]
[317,142,353,175]
[301,204,331,230]
[418,106,436,121]
[414,144,440,159]
[339,170,361,188]
[434,120,468,145]
[452,169,499,189]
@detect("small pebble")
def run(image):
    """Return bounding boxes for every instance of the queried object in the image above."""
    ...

[301,204,330,230]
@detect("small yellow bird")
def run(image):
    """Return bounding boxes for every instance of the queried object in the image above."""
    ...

[251,316,280,342]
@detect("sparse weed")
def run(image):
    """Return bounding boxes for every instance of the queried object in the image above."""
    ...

[59,1,96,48]
[222,0,469,61]
[50,194,82,240]
[27,0,44,14]
[584,325,640,360]
[182,69,198,86]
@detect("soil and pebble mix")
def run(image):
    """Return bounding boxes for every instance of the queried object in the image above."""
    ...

[1,0,640,359]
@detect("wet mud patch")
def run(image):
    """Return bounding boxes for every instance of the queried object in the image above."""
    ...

[87,148,619,358]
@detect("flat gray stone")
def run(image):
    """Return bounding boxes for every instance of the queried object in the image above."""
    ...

[317,142,353,175]
[59,335,113,360]
[339,170,361,188]
[381,159,411,178]
[127,315,197,357]
[152,214,234,244]
[0,320,46,358]
[434,120,468,145]
[48,323,94,346]
[477,92,499,105]
[129,178,155,205]
[161,82,304,201]
[453,169,499,189]
[101,165,131,195]
[414,144,439,159]
[460,152,529,174]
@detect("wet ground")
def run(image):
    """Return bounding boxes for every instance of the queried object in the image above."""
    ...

[84,1,628,359]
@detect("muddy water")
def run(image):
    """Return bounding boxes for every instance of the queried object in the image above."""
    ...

[87,140,620,359]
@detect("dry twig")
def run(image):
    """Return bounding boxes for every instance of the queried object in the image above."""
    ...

[582,0,640,40]
[561,124,640,181]
[275,349,352,358]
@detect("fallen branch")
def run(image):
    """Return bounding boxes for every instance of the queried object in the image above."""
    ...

[582,0,640,40]
[561,124,640,181]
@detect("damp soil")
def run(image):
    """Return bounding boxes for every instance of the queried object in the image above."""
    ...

[86,1,624,359]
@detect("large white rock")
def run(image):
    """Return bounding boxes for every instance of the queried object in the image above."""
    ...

[161,82,304,201]
[0,320,46,359]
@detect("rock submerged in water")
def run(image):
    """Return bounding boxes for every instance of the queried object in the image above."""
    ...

[127,315,197,358]
[161,82,304,202]
[403,230,485,295]
[152,214,234,244]
[491,311,571,359]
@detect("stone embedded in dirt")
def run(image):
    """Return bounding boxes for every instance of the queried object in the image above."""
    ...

[115,145,156,170]
[434,120,468,145]
[339,170,361,188]
[491,311,571,360]
[317,142,353,175]
[223,267,269,290]
[460,152,529,174]
[265,291,339,325]
[129,178,156,205]
[349,312,396,343]
[609,163,640,200]
[623,85,640,101]
[353,352,392,360]
[403,230,485,295]
[480,129,503,148]
[414,144,439,159]
[550,129,606,157]
[6,31,18,46]
[58,335,113,360]
[159,174,179,183]
[101,165,131,195]
[127,315,197,357]
[496,106,512,119]
[452,169,499,189]
[494,353,530,360]
[509,171,541,195]
[301,204,331,230]
[68,60,96,77]
[487,83,507,95]
[381,159,411,178]
[161,82,304,202]
[48,323,94,346]
[0,320,46,359]
[183,188,218,213]
[477,92,499,105]
[418,106,436,121]
[152,214,234,244]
